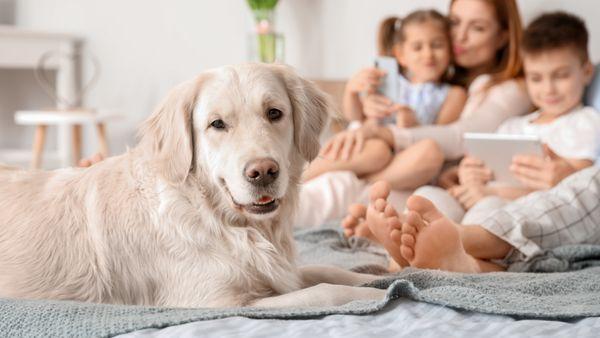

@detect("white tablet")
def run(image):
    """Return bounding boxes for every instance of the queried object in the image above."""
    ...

[463,133,544,185]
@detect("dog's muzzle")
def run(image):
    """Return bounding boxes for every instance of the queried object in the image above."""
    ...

[244,158,279,187]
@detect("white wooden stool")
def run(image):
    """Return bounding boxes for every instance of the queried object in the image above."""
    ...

[14,109,120,169]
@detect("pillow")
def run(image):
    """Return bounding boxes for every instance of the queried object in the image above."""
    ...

[584,64,600,164]
[585,64,600,111]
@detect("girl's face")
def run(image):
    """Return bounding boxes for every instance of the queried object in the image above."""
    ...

[394,21,451,83]
[449,0,508,72]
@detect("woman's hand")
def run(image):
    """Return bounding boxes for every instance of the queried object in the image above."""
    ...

[320,128,369,161]
[395,106,419,128]
[346,67,386,94]
[510,146,577,190]
[449,184,492,210]
[458,156,493,185]
[361,93,398,119]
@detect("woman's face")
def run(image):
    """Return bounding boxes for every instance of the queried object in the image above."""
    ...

[449,0,507,71]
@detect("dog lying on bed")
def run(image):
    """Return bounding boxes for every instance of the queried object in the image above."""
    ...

[0,63,385,307]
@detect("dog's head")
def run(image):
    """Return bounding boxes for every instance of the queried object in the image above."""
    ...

[139,63,334,220]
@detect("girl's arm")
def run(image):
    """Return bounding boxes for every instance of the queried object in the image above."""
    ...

[435,86,468,125]
[342,90,365,122]
[389,79,531,158]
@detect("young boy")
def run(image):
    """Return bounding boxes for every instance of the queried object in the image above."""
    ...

[343,11,600,272]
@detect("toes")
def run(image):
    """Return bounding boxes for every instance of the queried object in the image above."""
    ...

[406,195,445,223]
[400,245,415,261]
[355,224,371,238]
[383,203,398,217]
[387,216,402,231]
[401,222,417,237]
[406,211,427,232]
[390,229,402,245]
[369,181,391,202]
[343,228,354,237]
[401,233,415,247]
[341,215,357,229]
[373,198,387,213]
[348,204,367,219]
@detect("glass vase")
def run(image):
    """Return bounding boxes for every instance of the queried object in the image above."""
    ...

[248,9,284,63]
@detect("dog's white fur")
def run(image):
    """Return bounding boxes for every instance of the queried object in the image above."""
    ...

[0,64,385,307]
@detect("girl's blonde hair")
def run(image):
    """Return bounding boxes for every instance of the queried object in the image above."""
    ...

[377,10,451,57]
[450,0,524,87]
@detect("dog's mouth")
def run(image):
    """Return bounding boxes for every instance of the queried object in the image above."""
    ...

[221,180,280,215]
[234,195,280,214]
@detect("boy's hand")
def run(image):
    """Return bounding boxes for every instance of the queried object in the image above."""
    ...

[458,156,493,185]
[395,105,419,128]
[510,145,576,190]
[449,184,492,210]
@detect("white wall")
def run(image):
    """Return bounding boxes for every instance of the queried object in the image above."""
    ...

[6,0,600,158]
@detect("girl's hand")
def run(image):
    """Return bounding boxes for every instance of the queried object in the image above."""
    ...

[449,184,492,210]
[458,156,493,185]
[346,67,386,94]
[510,145,577,190]
[395,105,419,128]
[362,93,396,119]
[320,128,368,161]
[438,165,459,189]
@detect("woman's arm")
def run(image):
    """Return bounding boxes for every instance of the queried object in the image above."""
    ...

[435,86,468,125]
[389,79,532,160]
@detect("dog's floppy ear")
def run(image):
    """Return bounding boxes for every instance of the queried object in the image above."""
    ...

[274,64,336,162]
[138,75,205,185]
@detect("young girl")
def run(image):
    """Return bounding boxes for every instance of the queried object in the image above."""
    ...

[302,10,467,183]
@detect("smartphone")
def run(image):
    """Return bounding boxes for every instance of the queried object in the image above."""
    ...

[374,56,399,103]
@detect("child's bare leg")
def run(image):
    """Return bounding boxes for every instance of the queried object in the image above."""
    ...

[303,139,393,181]
[398,195,505,272]
[341,180,392,242]
[365,139,444,190]
[459,225,513,260]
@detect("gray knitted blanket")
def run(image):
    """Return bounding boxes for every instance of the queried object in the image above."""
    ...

[2,228,600,338]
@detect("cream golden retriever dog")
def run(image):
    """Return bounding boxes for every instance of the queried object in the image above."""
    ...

[0,63,386,308]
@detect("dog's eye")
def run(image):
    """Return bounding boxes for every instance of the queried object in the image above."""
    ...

[267,108,283,122]
[210,119,226,130]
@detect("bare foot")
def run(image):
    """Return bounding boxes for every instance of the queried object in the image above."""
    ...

[78,153,105,167]
[340,180,394,242]
[341,203,379,241]
[399,195,481,273]
[364,181,409,267]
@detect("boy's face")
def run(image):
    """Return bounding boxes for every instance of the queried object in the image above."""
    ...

[523,47,594,117]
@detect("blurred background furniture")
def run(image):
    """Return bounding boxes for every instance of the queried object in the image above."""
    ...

[0,24,83,168]
[15,109,118,169]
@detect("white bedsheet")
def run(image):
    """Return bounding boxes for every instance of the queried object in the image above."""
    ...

[117,298,600,338]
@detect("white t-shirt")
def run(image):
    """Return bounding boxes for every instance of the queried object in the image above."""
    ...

[496,106,600,160]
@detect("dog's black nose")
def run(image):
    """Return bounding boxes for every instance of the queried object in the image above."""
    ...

[244,158,279,186]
